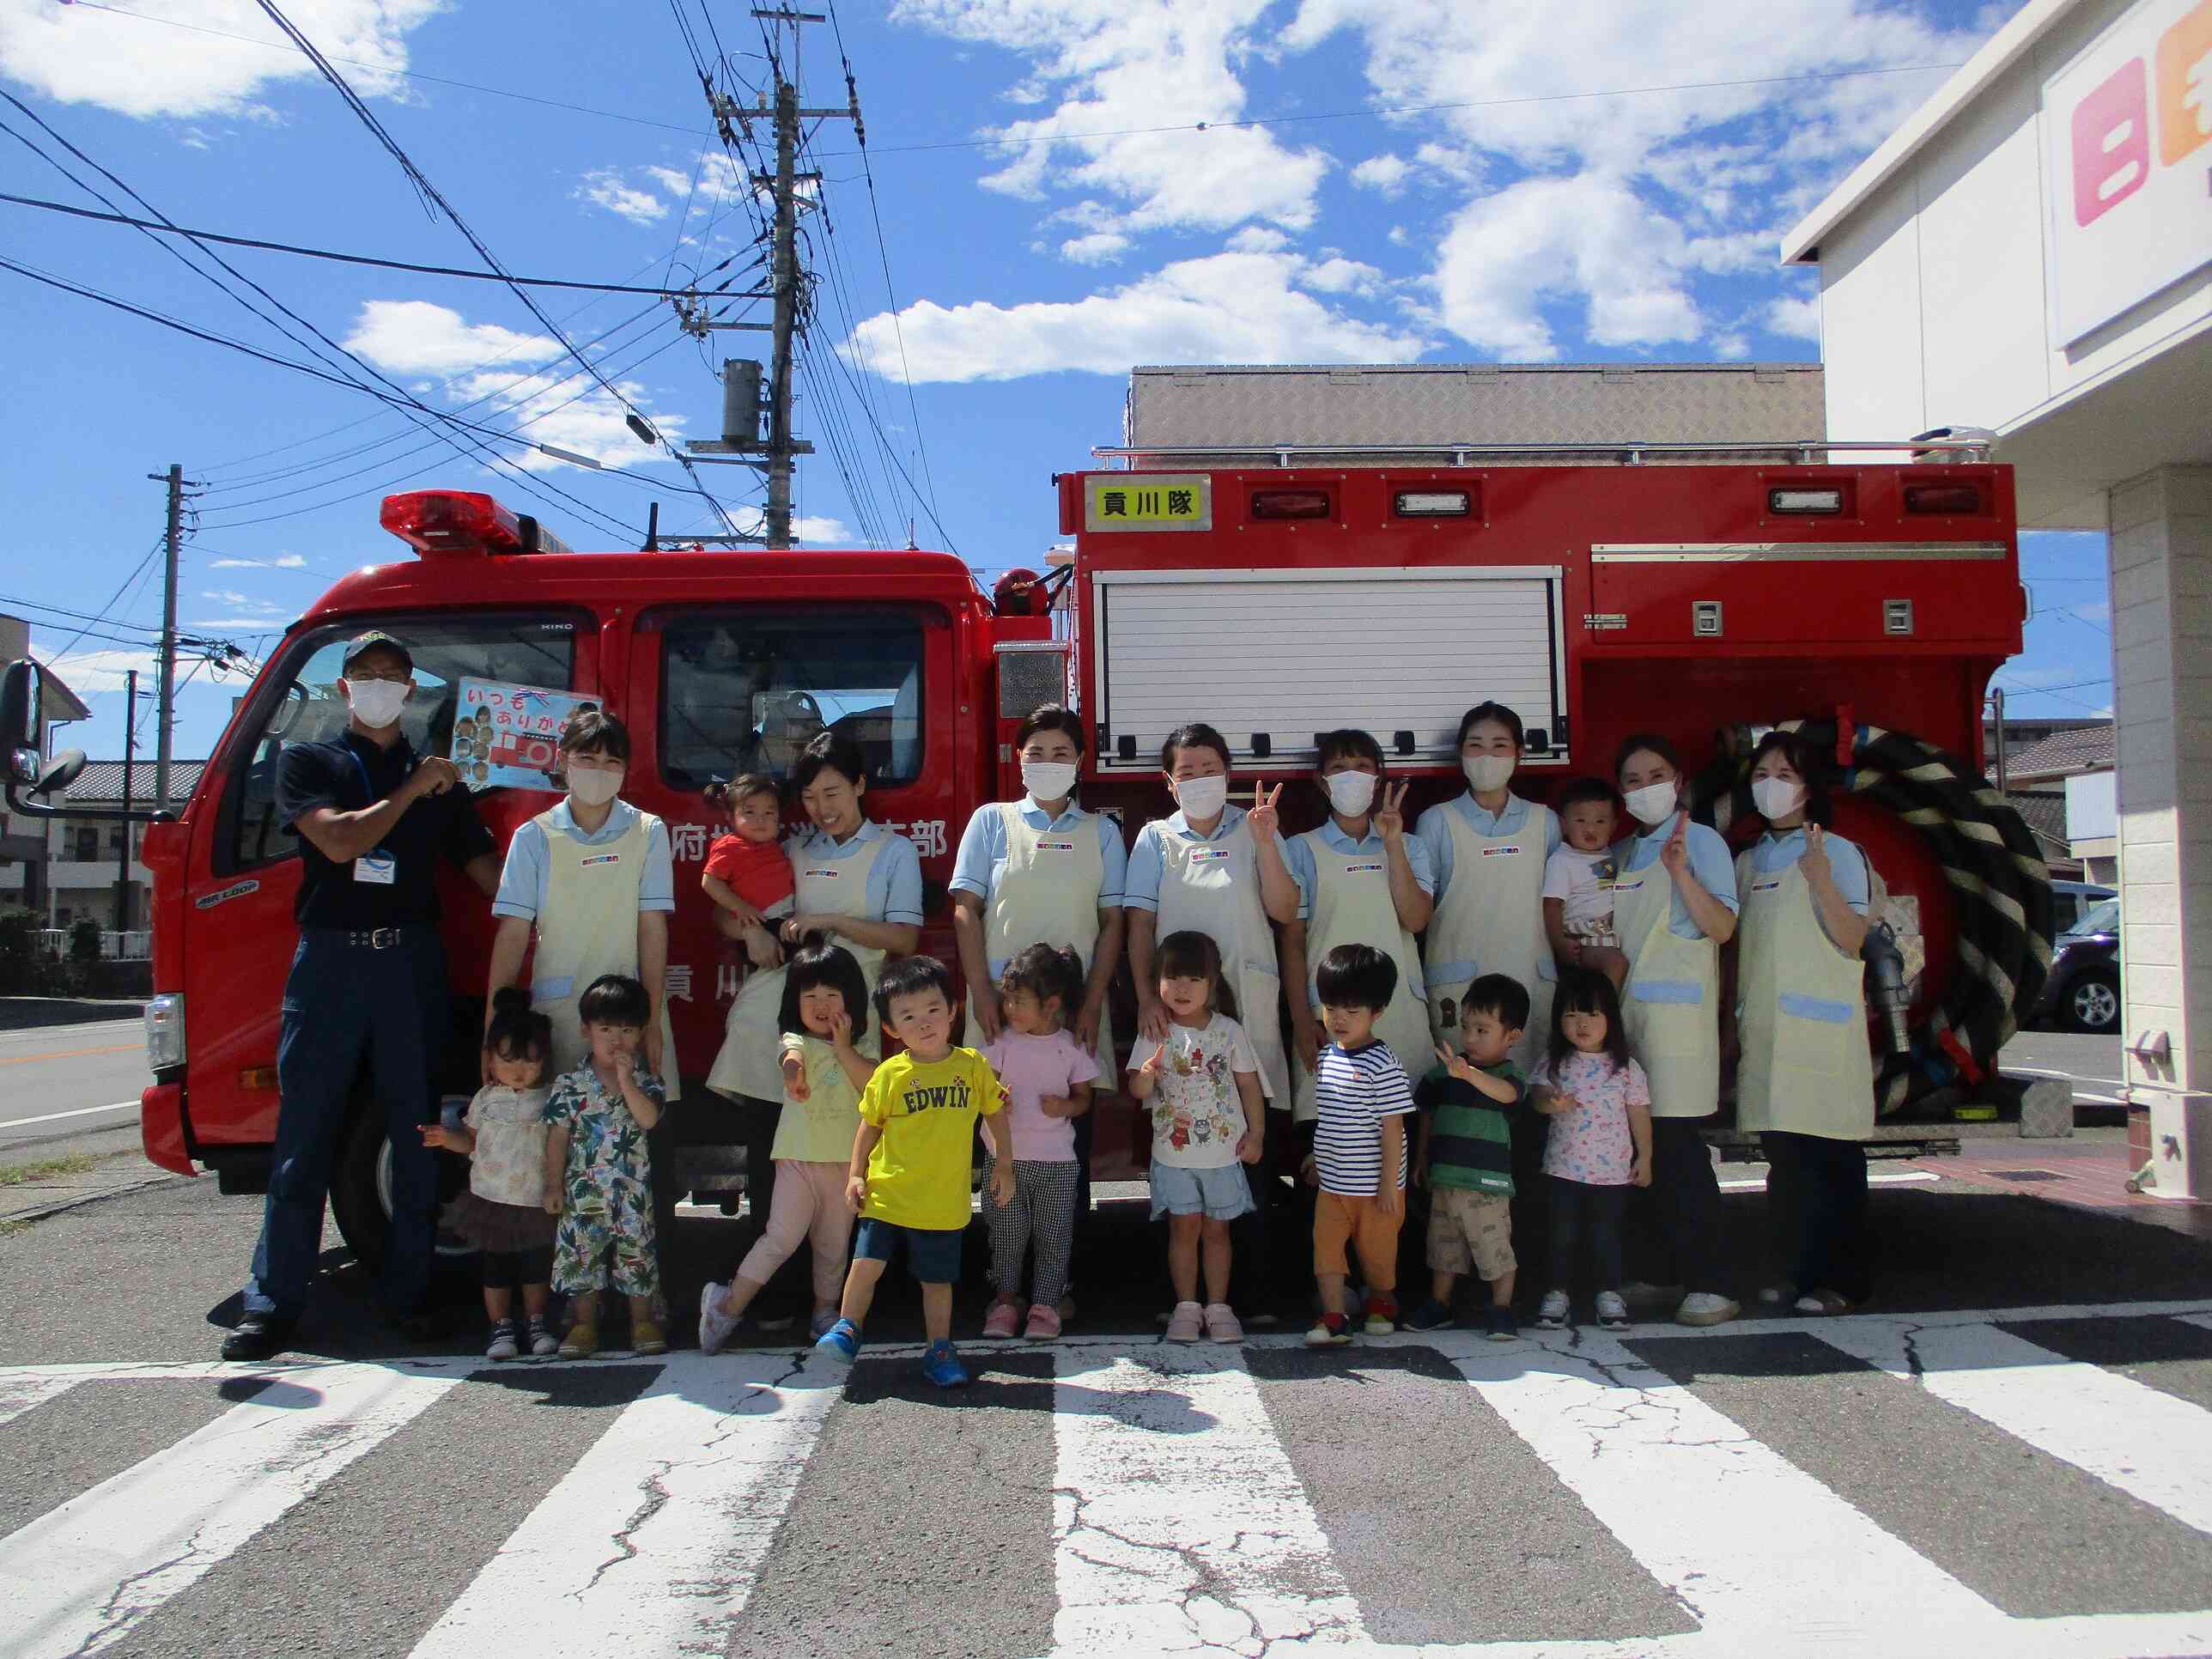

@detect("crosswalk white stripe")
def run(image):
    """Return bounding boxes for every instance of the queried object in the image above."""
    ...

[407,1349,838,1659]
[1052,1346,1368,1656]
[1812,1319,2212,1536]
[0,1373,79,1430]
[1449,1333,2011,1650]
[0,1362,457,1659]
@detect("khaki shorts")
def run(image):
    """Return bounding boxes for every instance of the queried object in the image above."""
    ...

[1427,1186,1515,1281]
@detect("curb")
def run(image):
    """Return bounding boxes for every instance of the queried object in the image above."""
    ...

[0,1172,181,1229]
[0,999,147,1032]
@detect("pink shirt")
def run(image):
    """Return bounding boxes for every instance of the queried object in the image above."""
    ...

[981,1029,1100,1164]
[1531,1051,1650,1186]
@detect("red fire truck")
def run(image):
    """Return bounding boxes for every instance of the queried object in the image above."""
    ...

[0,373,2047,1270]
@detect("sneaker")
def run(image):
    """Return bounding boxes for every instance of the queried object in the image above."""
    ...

[632,1319,669,1357]
[527,1316,560,1358]
[1675,1291,1741,1328]
[921,1339,969,1388]
[1165,1300,1204,1342]
[1202,1303,1243,1343]
[981,1297,1024,1340]
[1758,1283,1796,1307]
[485,1320,520,1363]
[1534,1291,1570,1330]
[1304,1312,1352,1347]
[1024,1304,1062,1341]
[1482,1304,1519,1341]
[813,1316,860,1366]
[1595,1291,1629,1331]
[1402,1297,1456,1332]
[1362,1297,1397,1337]
[558,1322,599,1360]
[809,1309,841,1340]
[697,1283,741,1356]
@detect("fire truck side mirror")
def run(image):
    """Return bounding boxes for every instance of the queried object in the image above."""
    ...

[1525,727,1551,755]
[2,659,44,781]
[1250,733,1272,759]
[1392,730,1415,757]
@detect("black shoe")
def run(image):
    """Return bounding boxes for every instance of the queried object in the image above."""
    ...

[222,1314,295,1362]
[1402,1297,1457,1332]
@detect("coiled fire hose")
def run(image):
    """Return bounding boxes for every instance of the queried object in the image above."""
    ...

[1694,718,2054,1116]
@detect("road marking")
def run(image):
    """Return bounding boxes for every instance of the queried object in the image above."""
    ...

[0,1374,79,1431]
[0,1100,141,1133]
[407,1350,837,1659]
[1451,1331,2008,1649]
[1717,1169,1940,1191]
[1052,1346,1368,1656]
[0,1362,457,1659]
[0,1042,137,1067]
[1812,1319,2212,1537]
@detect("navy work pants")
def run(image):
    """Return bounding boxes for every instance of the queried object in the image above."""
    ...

[1761,1130,1872,1304]
[243,929,447,1322]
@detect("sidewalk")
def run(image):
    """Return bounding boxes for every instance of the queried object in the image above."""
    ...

[1906,1133,2212,1243]
[0,997,145,1031]
[0,1128,178,1228]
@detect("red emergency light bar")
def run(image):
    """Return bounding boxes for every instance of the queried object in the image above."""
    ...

[378,490,573,556]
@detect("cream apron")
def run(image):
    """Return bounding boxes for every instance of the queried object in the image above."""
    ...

[1153,816,1291,1110]
[1612,821,1722,1119]
[1733,851,1875,1139]
[530,805,681,1098]
[706,829,889,1102]
[1290,827,1433,1120]
[969,801,1115,1080]
[1422,796,1559,1070]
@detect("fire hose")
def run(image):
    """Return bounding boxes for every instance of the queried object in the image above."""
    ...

[1693,717,2055,1116]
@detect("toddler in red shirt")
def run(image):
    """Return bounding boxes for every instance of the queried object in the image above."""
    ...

[704,774,794,971]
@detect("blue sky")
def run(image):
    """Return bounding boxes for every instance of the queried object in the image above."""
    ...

[0,0,2113,762]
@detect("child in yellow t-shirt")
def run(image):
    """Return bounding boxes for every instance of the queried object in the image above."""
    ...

[813,956,1011,1388]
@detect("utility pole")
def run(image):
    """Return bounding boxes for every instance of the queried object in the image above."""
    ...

[115,670,136,933]
[150,462,182,811]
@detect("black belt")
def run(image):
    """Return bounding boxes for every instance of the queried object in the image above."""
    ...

[306,926,430,951]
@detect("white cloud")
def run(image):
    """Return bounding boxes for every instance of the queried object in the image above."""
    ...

[848,248,1425,383]
[791,515,856,545]
[1225,226,1290,253]
[1297,255,1384,296]
[40,646,157,697]
[575,169,670,226]
[1712,331,1750,361]
[343,301,560,377]
[1060,230,1131,264]
[209,553,307,570]
[1765,293,1821,342]
[1351,154,1412,196]
[0,0,444,120]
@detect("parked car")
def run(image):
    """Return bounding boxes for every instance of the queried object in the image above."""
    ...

[2050,879,2117,936]
[2037,898,2120,1033]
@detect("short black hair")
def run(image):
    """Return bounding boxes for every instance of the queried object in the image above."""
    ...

[1155,928,1237,1020]
[1548,966,1632,1074]
[706,771,781,810]
[1159,721,1231,774]
[792,730,868,795]
[873,954,956,1025]
[1315,728,1384,771]
[1461,972,1530,1032]
[1747,729,1835,828]
[483,985,553,1066]
[1015,704,1086,755]
[1315,942,1396,1013]
[1456,702,1525,750]
[779,940,871,1040]
[1000,941,1085,1009]
[1553,775,1618,815]
[578,973,651,1027]
[1614,732,1686,783]
[560,708,631,763]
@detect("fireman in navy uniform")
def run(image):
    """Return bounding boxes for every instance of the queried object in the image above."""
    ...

[223,631,500,1362]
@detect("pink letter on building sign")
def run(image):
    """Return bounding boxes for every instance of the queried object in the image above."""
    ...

[2073,58,2150,226]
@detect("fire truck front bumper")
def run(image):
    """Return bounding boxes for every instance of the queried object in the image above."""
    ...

[140,1080,195,1176]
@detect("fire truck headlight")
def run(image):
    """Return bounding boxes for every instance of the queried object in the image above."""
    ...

[145,994,185,1072]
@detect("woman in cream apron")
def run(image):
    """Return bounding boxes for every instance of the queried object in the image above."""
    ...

[1415,701,1562,1072]
[1733,730,1875,1315]
[1262,729,1433,1118]
[1613,733,1741,1328]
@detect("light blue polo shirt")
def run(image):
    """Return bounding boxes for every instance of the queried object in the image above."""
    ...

[1414,792,1562,901]
[1749,827,1869,915]
[1282,820,1435,921]
[1121,803,1248,913]
[1619,812,1740,940]
[492,799,674,921]
[949,798,1127,908]
[789,818,924,926]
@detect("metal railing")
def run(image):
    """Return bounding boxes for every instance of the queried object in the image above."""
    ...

[1091,437,1998,466]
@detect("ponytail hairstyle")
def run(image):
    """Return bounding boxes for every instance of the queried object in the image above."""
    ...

[1155,928,1237,1021]
[483,986,554,1082]
[704,771,782,813]
[1000,941,1085,1016]
[1547,966,1633,1078]
[778,940,871,1041]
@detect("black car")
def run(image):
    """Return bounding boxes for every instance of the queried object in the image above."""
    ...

[2037,898,2120,1033]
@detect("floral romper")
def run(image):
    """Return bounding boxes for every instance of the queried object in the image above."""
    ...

[545,1063,665,1297]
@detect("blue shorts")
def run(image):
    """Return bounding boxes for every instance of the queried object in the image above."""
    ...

[1150,1160,1255,1222]
[854,1217,964,1284]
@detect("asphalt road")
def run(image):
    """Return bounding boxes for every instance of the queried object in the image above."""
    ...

[0,1016,148,1153]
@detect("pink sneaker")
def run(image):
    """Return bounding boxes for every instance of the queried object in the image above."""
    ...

[1202,1303,1243,1342]
[1023,1303,1062,1340]
[981,1297,1023,1340]
[1165,1300,1204,1341]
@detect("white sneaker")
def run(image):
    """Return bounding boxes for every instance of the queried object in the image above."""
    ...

[1534,1291,1570,1330]
[1165,1301,1204,1341]
[697,1282,740,1355]
[527,1317,560,1358]
[1676,1291,1741,1328]
[1595,1291,1629,1330]
[485,1320,520,1362]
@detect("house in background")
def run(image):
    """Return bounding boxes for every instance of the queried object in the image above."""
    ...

[0,612,92,916]
[2000,722,2118,885]
[0,761,208,931]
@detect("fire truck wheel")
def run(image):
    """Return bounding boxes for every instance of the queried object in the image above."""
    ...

[330,1098,477,1277]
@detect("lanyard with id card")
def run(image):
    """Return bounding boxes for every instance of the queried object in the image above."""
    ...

[348,747,400,884]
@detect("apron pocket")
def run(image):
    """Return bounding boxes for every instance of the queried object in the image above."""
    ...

[1627,976,1705,1058]
[532,975,575,1003]
[1777,992,1856,1077]
[1628,977,1703,1005]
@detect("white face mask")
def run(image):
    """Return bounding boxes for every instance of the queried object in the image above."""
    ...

[344,678,408,730]
[1021,759,1079,803]
[1462,753,1516,793]
[1752,777,1806,822]
[567,764,624,807]
[1624,780,1679,827]
[1175,775,1230,822]
[1325,770,1378,817]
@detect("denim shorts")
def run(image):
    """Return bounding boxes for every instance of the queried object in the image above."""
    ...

[1149,1159,1255,1221]
[853,1217,964,1284]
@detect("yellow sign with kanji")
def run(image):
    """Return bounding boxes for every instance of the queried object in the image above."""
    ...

[1084,473,1211,532]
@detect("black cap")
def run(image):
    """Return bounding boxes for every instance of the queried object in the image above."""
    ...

[341,630,413,672]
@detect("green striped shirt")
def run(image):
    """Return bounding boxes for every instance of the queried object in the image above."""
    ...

[1415,1061,1528,1196]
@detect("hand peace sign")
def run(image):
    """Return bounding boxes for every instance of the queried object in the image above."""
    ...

[1801,821,1832,884]
[1659,811,1690,878]
[1375,781,1410,842]
[1247,781,1285,842]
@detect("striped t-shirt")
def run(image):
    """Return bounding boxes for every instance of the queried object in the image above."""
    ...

[1312,1041,1416,1196]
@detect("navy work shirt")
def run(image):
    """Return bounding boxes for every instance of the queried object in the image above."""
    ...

[276,730,494,929]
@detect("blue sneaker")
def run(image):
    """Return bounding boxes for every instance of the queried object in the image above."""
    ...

[921,1339,969,1389]
[813,1317,860,1366]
